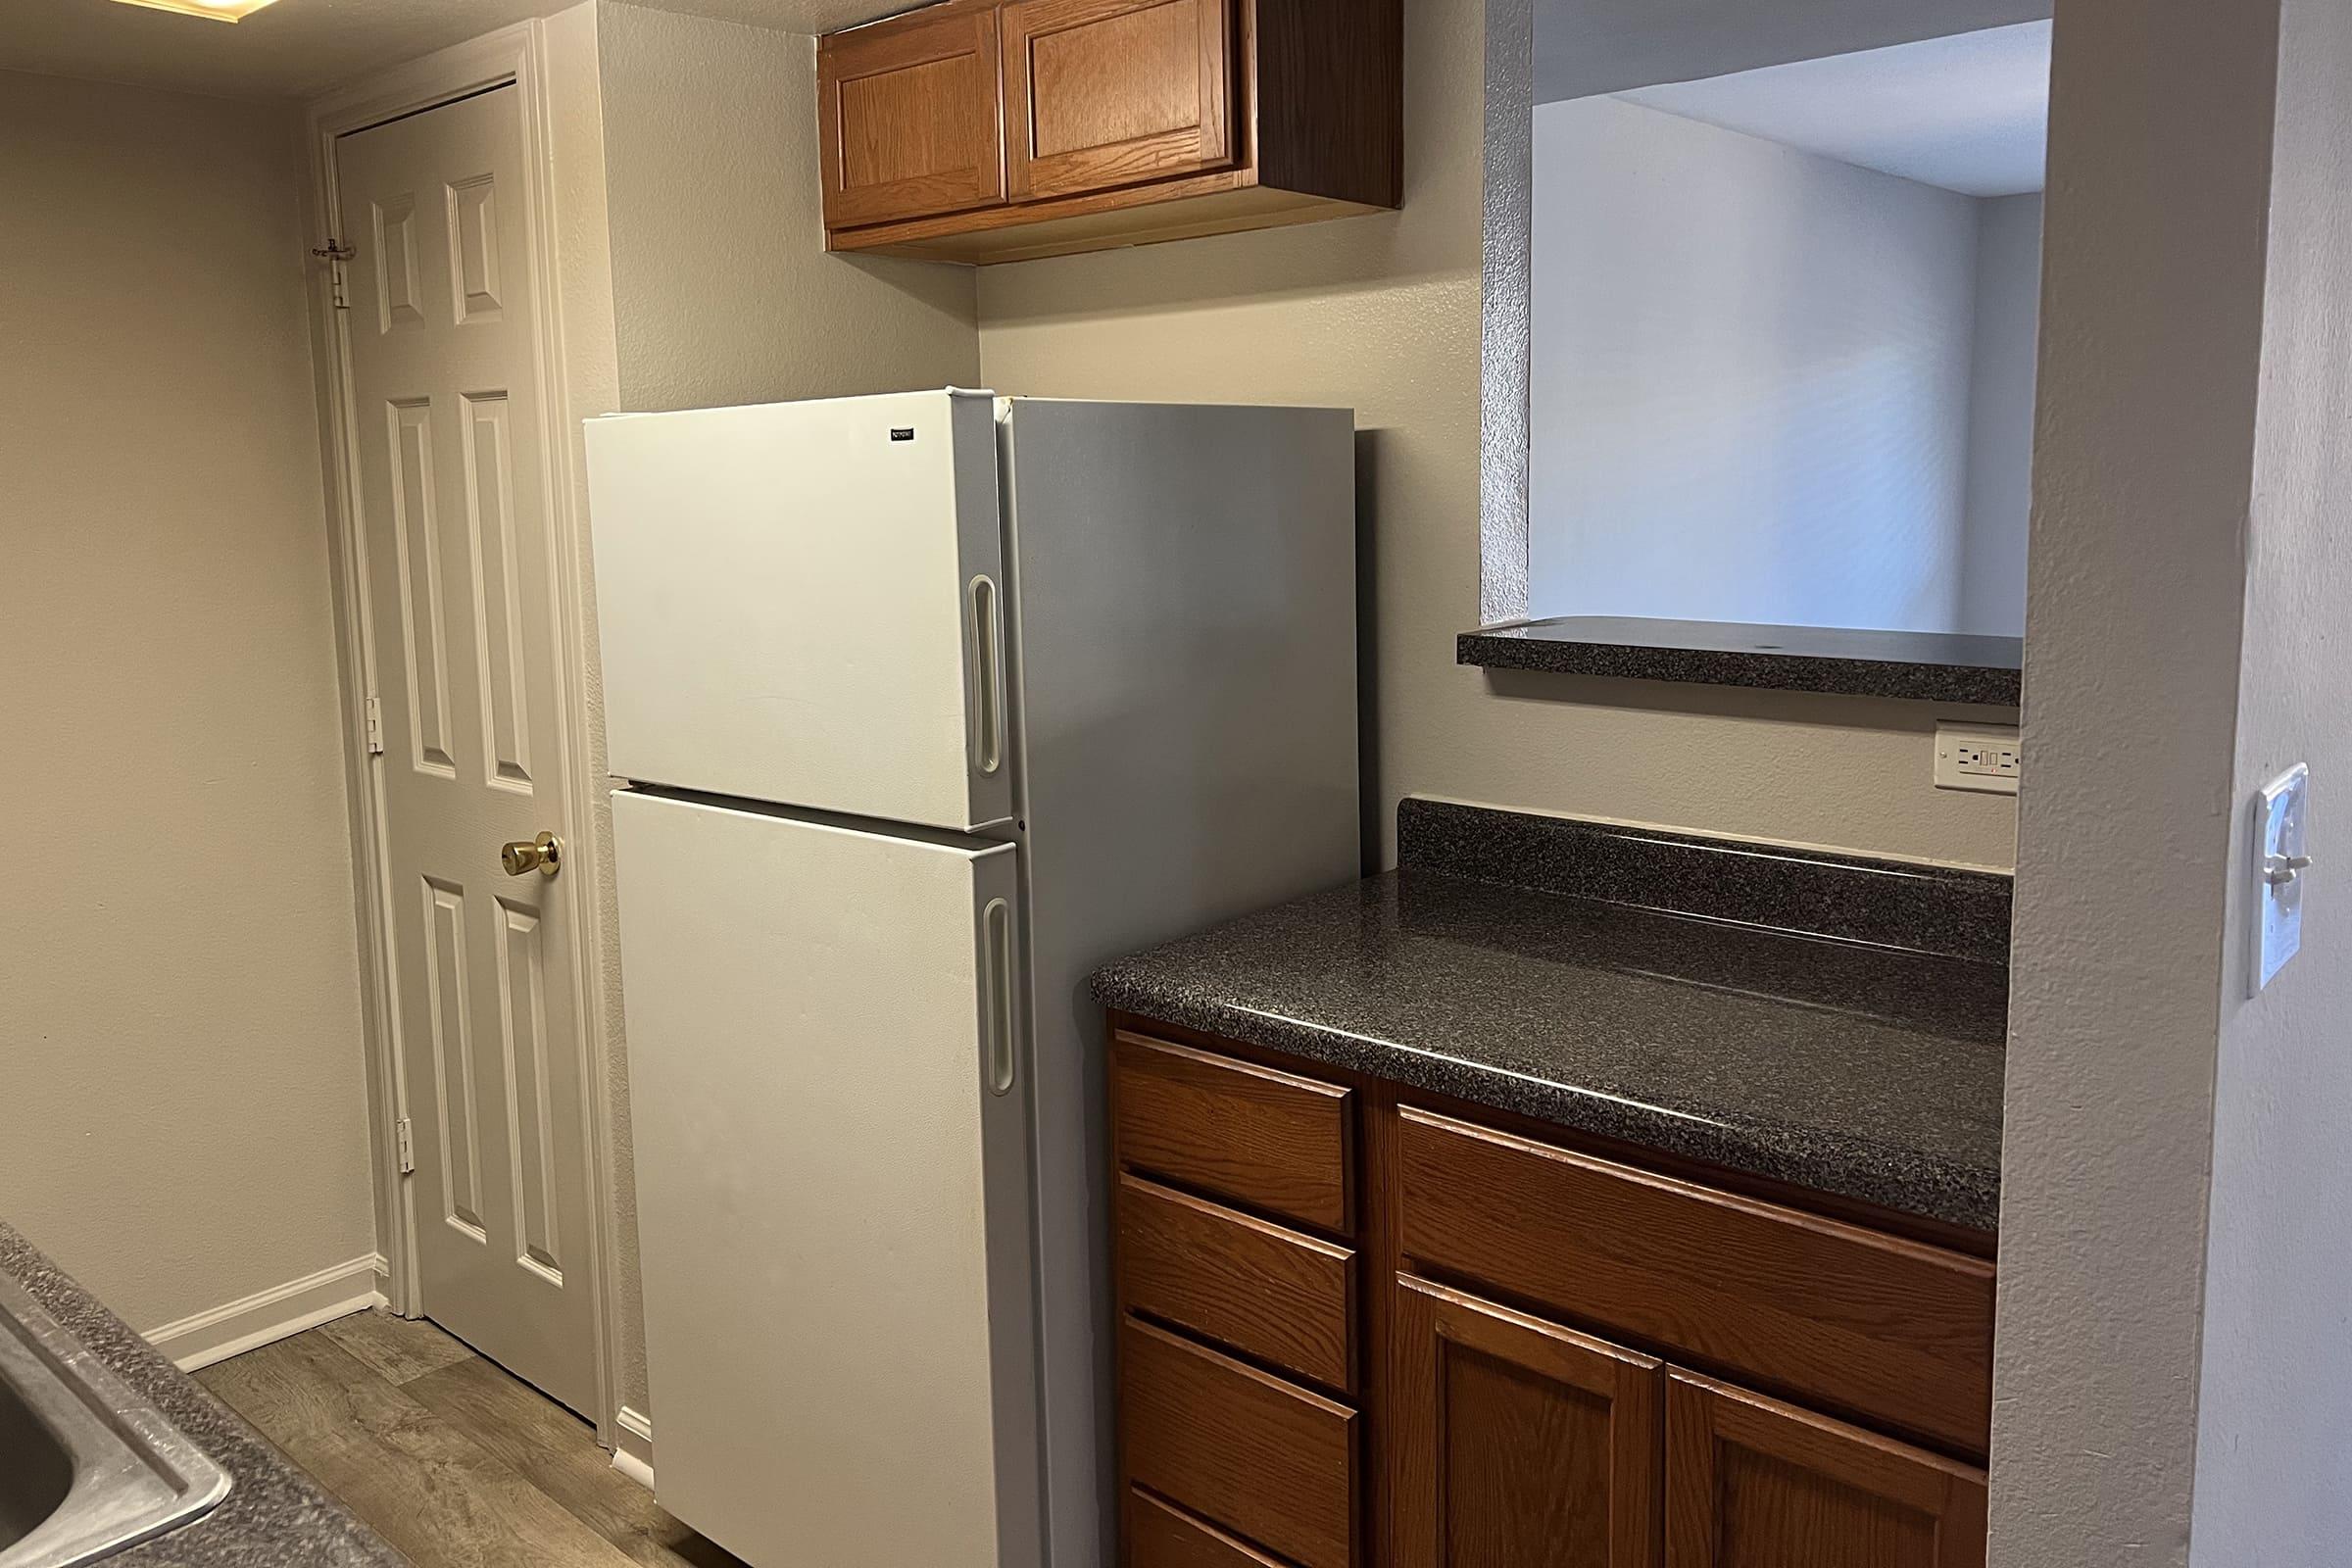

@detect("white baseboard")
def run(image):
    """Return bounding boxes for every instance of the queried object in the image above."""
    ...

[612,1404,655,1491]
[145,1252,385,1372]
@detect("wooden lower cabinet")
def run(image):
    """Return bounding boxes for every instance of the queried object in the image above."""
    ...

[1384,1286,1988,1568]
[1106,1018,1994,1568]
[1665,1373,1987,1568]
[1390,1277,1661,1568]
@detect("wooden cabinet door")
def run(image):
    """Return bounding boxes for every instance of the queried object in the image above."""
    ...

[1665,1372,1986,1568]
[1391,1276,1663,1568]
[818,4,1005,229]
[1001,0,1238,201]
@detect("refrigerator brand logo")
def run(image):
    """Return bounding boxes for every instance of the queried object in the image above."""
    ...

[890,427,916,442]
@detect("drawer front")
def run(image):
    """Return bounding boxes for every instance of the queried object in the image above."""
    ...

[1127,1489,1298,1568]
[1121,1317,1355,1568]
[1113,1033,1353,1233]
[1396,1107,1995,1455]
[1119,1173,1354,1392]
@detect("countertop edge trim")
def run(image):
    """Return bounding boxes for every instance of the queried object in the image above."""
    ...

[1091,986,2004,1236]
[1456,629,2026,707]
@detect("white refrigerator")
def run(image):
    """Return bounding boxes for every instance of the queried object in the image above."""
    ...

[585,390,1360,1568]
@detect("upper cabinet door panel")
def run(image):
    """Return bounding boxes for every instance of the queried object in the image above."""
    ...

[819,5,1006,229]
[1002,0,1238,201]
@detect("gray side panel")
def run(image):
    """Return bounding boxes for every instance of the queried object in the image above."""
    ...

[1000,398,1361,1568]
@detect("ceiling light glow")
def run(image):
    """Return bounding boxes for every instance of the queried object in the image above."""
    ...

[111,0,280,21]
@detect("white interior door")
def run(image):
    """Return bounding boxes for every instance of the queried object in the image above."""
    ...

[610,790,1040,1568]
[583,390,1013,832]
[337,84,599,1415]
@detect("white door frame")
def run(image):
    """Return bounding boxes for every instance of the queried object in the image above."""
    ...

[301,21,625,1451]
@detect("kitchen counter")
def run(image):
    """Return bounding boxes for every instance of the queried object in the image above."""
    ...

[1457,614,2025,707]
[0,1222,401,1568]
[1091,801,2010,1232]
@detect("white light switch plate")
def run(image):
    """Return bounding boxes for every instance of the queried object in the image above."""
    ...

[1936,723,2022,795]
[2252,763,2311,995]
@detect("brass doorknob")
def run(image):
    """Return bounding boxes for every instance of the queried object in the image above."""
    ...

[502,832,563,877]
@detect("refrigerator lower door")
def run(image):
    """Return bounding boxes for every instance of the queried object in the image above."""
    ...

[612,790,1039,1568]
[586,389,1013,832]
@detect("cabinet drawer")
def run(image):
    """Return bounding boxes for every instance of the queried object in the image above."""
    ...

[1396,1107,1995,1455]
[1120,1317,1355,1568]
[1127,1489,1297,1568]
[1113,1033,1353,1233]
[1119,1173,1354,1392]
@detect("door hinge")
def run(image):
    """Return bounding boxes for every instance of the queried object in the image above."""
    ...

[364,694,385,756]
[312,239,355,310]
[396,1117,416,1176]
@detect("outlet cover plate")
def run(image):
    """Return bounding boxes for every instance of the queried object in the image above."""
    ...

[2252,763,2311,995]
[1936,723,2023,795]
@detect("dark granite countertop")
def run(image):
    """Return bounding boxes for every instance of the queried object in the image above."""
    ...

[0,1222,402,1567]
[1459,614,2024,707]
[1092,867,2009,1232]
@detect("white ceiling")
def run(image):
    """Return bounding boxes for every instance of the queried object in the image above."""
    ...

[1536,0,2050,105]
[1619,22,2051,198]
[0,0,908,102]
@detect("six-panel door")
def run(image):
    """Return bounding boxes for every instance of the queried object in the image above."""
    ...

[819,1,1007,228]
[1001,0,1238,201]
[1390,1276,1664,1568]
[336,82,600,1417]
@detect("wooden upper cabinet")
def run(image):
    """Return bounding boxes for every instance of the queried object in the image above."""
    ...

[818,0,1402,263]
[1391,1277,1662,1568]
[1101,1023,2000,1568]
[817,3,1005,230]
[1666,1372,1988,1568]
[1001,0,1235,201]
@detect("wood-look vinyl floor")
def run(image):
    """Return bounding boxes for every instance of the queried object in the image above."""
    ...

[197,1309,748,1568]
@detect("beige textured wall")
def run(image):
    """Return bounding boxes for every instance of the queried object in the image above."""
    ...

[581,0,983,1416]
[597,2,979,414]
[542,0,633,1421]
[977,0,2021,871]
[0,71,377,1330]
[2188,0,2352,1554]
[1988,0,2278,1559]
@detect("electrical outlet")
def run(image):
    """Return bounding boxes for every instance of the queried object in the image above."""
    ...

[1936,723,2023,794]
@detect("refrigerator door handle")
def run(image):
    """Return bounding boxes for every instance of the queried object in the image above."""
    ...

[980,897,1016,1097]
[966,574,1007,778]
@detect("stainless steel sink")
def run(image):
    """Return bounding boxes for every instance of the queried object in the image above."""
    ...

[0,1273,229,1567]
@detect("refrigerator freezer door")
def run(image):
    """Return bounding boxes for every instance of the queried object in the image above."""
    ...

[587,390,1013,831]
[612,790,1040,1568]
